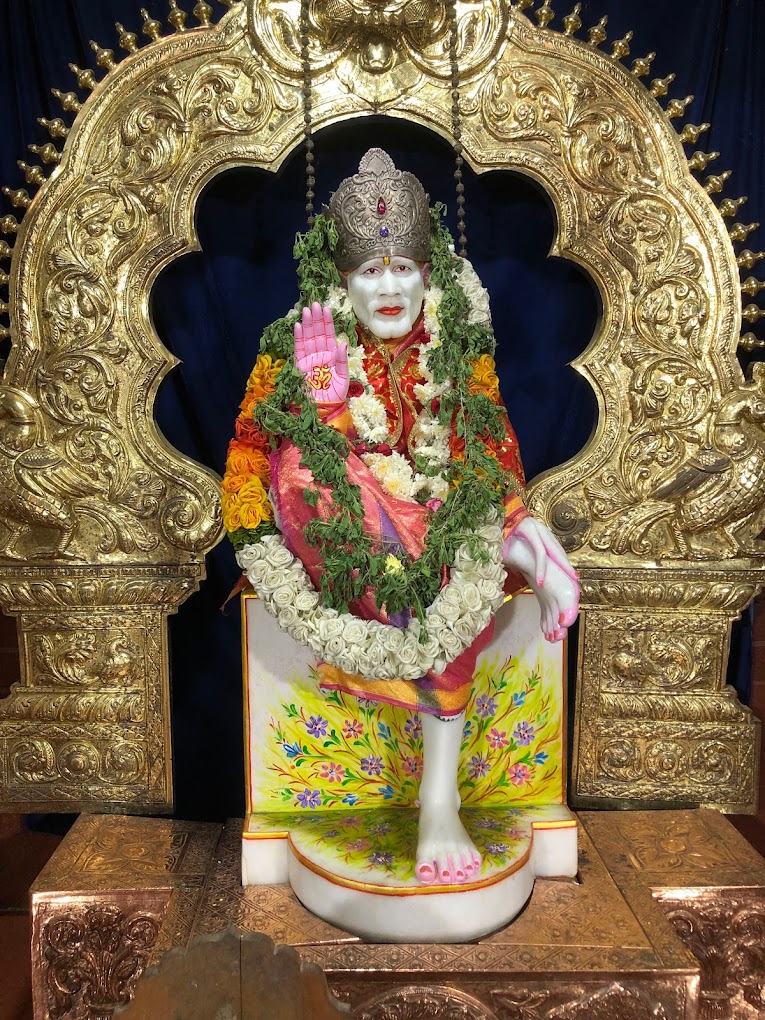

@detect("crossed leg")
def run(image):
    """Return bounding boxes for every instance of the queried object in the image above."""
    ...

[415,710,482,885]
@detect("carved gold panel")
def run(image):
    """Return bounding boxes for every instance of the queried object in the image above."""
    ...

[0,0,761,811]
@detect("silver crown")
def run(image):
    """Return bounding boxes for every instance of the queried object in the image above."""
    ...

[327,149,430,271]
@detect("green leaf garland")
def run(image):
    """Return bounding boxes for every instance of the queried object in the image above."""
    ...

[232,208,509,624]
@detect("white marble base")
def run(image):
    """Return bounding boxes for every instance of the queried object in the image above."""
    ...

[242,805,578,943]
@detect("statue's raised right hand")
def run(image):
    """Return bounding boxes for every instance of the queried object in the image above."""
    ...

[294,302,349,404]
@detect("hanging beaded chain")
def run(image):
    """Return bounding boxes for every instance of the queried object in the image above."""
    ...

[300,0,315,226]
[448,0,467,257]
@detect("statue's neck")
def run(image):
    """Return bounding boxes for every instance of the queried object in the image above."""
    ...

[357,313,426,359]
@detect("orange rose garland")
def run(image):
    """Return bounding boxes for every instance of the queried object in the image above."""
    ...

[223,354,285,540]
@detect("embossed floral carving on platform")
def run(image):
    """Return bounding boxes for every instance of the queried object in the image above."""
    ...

[665,899,765,1018]
[42,904,161,1019]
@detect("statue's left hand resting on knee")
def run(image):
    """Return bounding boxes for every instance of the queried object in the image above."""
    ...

[224,148,579,884]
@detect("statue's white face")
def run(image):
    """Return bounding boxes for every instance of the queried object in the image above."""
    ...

[346,256,425,339]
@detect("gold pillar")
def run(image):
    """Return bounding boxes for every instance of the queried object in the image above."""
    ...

[0,566,202,812]
[572,570,761,811]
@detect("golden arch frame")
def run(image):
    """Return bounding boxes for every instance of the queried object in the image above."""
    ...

[0,0,760,813]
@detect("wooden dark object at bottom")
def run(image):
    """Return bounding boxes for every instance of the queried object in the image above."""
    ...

[116,926,347,1019]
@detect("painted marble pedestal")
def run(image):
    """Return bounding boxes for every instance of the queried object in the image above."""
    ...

[243,804,577,942]
[242,593,577,941]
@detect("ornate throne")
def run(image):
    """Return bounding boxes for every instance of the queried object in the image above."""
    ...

[1,0,764,1016]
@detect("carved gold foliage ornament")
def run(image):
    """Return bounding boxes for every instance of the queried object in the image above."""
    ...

[0,0,761,814]
[248,0,509,103]
[664,899,765,1015]
[42,904,162,1019]
[351,985,500,1019]
[546,984,668,1020]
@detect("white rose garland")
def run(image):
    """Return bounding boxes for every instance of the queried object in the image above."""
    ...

[237,520,506,681]
[345,267,483,506]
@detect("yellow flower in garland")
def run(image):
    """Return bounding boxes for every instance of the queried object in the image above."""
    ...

[221,491,244,532]
[222,475,273,533]
[239,475,274,529]
[468,354,501,402]
[239,354,286,418]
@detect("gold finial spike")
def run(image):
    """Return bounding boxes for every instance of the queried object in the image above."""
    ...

[37,117,69,140]
[587,15,608,46]
[562,4,582,35]
[89,40,116,72]
[140,8,163,40]
[0,216,19,235]
[678,122,710,145]
[741,277,765,298]
[687,150,719,172]
[17,161,46,187]
[193,1,214,25]
[742,304,765,325]
[704,169,731,194]
[28,143,61,166]
[535,1,554,29]
[631,52,655,78]
[168,0,188,31]
[115,22,139,52]
[730,222,760,243]
[737,250,765,270]
[719,195,748,218]
[739,332,765,352]
[610,31,633,60]
[666,95,694,120]
[69,63,97,91]
[0,241,13,261]
[51,88,82,113]
[649,73,675,98]
[2,188,30,209]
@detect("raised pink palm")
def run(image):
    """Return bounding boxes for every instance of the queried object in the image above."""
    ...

[294,302,349,404]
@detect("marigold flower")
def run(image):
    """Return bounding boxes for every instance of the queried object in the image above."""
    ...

[242,354,285,405]
[469,354,500,401]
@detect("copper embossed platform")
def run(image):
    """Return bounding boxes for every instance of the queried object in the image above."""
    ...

[29,809,765,1018]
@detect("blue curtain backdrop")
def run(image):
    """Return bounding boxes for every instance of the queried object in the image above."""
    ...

[0,0,762,820]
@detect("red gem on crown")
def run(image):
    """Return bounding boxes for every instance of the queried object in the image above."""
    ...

[377,196,386,215]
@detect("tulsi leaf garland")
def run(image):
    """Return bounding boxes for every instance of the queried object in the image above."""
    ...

[229,206,509,624]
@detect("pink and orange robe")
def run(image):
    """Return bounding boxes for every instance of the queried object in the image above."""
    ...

[268,317,529,717]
